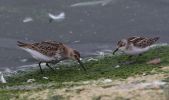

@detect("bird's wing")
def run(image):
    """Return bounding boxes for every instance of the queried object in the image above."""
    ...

[128,37,153,48]
[31,41,65,57]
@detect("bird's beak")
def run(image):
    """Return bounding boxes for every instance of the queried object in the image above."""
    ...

[76,58,87,72]
[113,48,119,55]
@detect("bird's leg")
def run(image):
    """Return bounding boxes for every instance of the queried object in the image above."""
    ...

[38,62,43,74]
[126,57,134,65]
[49,58,65,68]
[127,54,143,64]
[46,63,55,72]
[119,55,135,65]
[139,54,143,56]
[136,54,144,63]
[128,55,133,60]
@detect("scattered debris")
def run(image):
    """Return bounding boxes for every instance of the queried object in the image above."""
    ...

[72,40,80,43]
[69,31,73,34]
[115,65,120,68]
[23,17,33,23]
[4,68,12,73]
[103,79,112,83]
[142,73,147,76]
[48,12,65,23]
[87,58,98,61]
[71,0,113,7]
[0,72,7,83]
[20,59,28,62]
[27,79,36,83]
[135,80,166,89]
[82,81,90,84]
[80,58,83,60]
[147,58,161,65]
[97,51,105,56]
[153,80,166,86]
[43,77,49,80]
[56,67,60,70]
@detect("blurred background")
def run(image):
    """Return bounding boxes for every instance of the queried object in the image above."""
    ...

[0,0,169,70]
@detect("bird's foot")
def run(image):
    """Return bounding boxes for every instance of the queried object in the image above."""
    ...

[46,63,55,72]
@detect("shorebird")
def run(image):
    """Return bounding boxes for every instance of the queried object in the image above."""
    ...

[113,36,159,63]
[48,12,65,23]
[17,41,86,73]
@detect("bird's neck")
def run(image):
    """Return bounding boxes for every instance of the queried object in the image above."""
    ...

[63,45,73,59]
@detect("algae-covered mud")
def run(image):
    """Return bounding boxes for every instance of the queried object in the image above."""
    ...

[1,46,169,100]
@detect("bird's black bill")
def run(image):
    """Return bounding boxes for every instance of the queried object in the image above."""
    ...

[77,58,87,72]
[113,48,119,55]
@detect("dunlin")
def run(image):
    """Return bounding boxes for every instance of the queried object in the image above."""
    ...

[113,36,159,64]
[17,41,86,73]
[113,36,159,55]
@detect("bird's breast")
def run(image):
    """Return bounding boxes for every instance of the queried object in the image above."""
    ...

[124,46,150,55]
[21,48,55,61]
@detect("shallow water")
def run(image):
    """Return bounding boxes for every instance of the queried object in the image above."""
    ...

[0,0,169,71]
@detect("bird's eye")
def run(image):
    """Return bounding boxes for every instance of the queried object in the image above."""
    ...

[120,43,125,47]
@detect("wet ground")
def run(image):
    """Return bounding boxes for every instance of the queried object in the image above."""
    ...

[0,0,169,71]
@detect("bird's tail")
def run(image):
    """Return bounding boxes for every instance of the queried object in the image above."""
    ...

[151,37,160,43]
[17,41,28,47]
[148,37,160,46]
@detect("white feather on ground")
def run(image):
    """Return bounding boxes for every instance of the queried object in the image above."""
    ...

[27,79,35,83]
[0,72,7,83]
[70,0,114,7]
[23,17,33,23]
[48,12,65,22]
[43,77,49,80]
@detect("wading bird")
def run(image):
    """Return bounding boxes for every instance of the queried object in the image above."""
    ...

[17,41,86,73]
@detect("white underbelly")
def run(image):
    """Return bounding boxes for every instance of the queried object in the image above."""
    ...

[124,47,150,55]
[21,48,55,61]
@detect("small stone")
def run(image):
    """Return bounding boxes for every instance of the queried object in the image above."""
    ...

[20,59,28,62]
[27,79,35,83]
[142,73,147,76]
[43,77,49,80]
[147,58,161,65]
[115,65,120,68]
[103,79,112,83]
[87,58,98,61]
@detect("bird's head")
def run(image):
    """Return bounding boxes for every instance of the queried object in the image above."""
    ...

[113,39,128,55]
[70,50,86,71]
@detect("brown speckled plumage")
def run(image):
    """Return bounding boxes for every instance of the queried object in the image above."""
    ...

[17,40,87,73]
[127,36,159,48]
[114,36,160,55]
[17,41,66,57]
[113,36,160,59]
